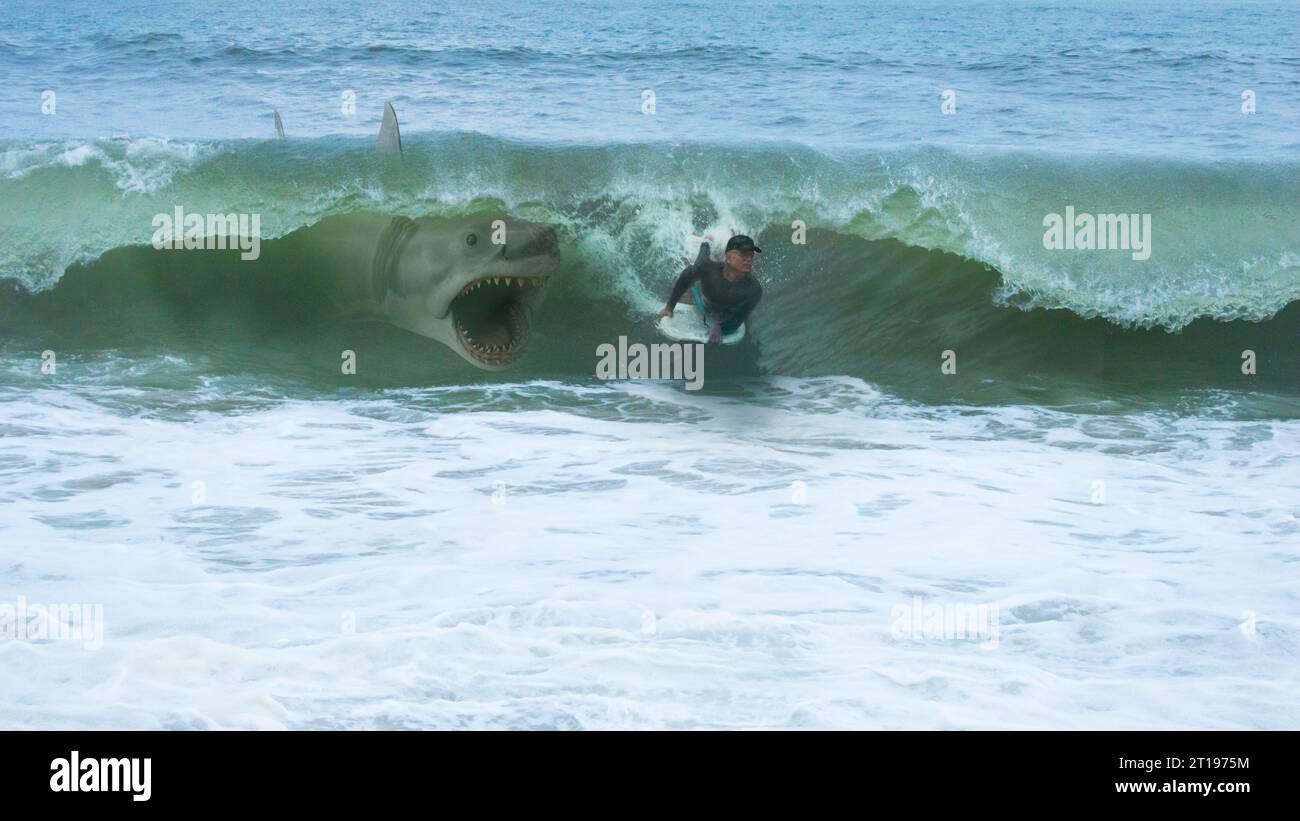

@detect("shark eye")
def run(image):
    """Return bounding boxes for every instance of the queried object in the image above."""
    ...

[466,233,478,247]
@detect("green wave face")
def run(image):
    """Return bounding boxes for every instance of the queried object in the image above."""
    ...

[1,134,1297,411]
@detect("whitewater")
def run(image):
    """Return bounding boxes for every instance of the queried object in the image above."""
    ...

[3,379,1297,729]
[1,0,1298,729]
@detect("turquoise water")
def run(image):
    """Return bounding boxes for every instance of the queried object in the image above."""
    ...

[0,1,1297,729]
[5,0,1298,156]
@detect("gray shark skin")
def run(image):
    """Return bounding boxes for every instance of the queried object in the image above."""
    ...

[302,212,560,370]
[377,101,402,156]
[265,106,560,369]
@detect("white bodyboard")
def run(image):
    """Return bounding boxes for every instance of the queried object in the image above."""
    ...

[657,302,745,345]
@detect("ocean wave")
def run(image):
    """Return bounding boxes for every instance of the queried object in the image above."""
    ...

[0,134,1296,330]
[2,214,1297,407]
[0,137,210,191]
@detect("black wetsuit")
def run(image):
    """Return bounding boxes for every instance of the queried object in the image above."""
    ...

[665,255,762,334]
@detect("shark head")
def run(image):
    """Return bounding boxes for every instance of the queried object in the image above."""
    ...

[375,214,561,370]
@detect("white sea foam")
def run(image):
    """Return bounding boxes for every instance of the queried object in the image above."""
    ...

[0,138,208,193]
[1,378,1296,729]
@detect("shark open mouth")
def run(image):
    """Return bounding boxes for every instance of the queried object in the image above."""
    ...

[451,275,551,365]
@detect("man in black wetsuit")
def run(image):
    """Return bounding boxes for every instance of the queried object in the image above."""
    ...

[657,235,763,343]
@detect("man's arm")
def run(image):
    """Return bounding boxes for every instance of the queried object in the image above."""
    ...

[660,242,711,316]
[663,263,699,311]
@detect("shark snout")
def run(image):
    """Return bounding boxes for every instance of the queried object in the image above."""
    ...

[503,225,559,260]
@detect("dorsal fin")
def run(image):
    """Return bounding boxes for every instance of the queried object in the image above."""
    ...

[273,111,285,139]
[377,102,402,156]
[694,241,711,267]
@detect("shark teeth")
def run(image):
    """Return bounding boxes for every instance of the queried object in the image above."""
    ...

[451,275,548,365]
[454,301,531,364]
[456,276,550,299]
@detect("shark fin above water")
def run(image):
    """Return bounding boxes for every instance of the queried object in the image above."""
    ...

[377,102,402,156]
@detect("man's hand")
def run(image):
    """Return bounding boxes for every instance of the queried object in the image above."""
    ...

[657,306,674,319]
[707,322,722,344]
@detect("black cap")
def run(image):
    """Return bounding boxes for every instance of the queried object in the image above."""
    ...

[725,235,761,254]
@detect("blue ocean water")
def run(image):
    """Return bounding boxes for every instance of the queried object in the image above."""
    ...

[3,0,1297,155]
[0,1,1297,729]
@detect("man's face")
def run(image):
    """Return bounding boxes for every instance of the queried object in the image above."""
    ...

[726,249,756,274]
